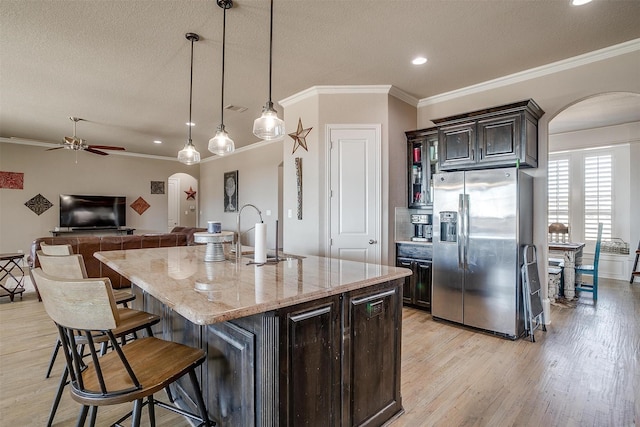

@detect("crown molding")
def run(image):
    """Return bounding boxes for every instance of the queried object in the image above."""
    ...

[279,85,418,108]
[418,38,640,108]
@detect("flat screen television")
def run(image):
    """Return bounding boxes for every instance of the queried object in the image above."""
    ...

[59,195,126,229]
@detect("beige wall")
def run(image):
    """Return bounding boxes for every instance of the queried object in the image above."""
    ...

[281,89,414,264]
[0,142,199,254]
[198,140,284,249]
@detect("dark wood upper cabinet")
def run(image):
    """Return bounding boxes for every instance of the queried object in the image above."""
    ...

[433,99,544,171]
[405,127,438,207]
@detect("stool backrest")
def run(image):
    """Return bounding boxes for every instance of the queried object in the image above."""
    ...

[37,252,88,279]
[31,267,119,331]
[40,242,74,256]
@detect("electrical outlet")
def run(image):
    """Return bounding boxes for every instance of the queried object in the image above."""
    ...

[266,210,272,216]
[288,209,292,218]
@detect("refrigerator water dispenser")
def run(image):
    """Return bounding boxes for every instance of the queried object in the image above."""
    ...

[439,211,457,242]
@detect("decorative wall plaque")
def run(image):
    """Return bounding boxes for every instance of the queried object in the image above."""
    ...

[185,186,197,200]
[289,118,312,154]
[295,157,302,220]
[0,171,24,189]
[130,196,150,215]
[150,181,165,194]
[25,193,52,215]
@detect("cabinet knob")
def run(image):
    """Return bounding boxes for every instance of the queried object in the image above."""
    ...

[369,239,377,245]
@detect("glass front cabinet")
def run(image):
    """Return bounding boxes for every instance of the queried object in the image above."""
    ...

[405,127,438,208]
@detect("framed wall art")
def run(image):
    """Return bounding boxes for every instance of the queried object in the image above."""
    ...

[224,170,238,212]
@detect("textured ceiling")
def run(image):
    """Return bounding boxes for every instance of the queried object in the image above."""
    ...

[1,0,639,160]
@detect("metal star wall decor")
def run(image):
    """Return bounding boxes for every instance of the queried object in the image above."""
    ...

[185,186,197,200]
[288,118,312,154]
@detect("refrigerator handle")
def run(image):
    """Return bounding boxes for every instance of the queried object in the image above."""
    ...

[464,194,470,270]
[458,194,464,269]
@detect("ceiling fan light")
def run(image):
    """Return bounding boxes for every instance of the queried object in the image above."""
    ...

[208,126,235,156]
[178,140,201,165]
[253,103,285,140]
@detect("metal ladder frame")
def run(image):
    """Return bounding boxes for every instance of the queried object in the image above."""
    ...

[521,245,546,342]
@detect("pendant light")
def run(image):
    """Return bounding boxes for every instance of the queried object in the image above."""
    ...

[208,0,235,156]
[252,0,285,141]
[178,33,201,165]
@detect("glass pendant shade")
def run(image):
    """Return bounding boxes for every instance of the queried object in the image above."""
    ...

[178,32,200,165]
[178,140,201,165]
[253,102,285,140]
[208,125,235,156]
[253,0,285,141]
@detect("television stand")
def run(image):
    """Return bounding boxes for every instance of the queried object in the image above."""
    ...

[50,228,135,237]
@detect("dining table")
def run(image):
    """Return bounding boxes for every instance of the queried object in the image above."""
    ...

[548,242,585,300]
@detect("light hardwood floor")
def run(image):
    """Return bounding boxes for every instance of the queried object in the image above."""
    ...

[1,278,638,426]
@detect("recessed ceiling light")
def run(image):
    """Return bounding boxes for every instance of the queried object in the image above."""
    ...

[153,140,162,144]
[572,0,592,5]
[186,122,195,126]
[412,56,427,65]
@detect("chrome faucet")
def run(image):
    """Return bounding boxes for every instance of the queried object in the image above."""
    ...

[236,204,263,263]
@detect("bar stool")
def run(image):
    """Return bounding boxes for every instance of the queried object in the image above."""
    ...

[32,268,213,427]
[36,252,135,379]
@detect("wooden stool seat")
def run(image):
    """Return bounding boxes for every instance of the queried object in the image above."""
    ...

[74,337,204,406]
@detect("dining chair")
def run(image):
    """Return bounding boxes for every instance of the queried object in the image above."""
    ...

[31,268,212,427]
[575,222,603,301]
[37,252,134,378]
[548,222,570,243]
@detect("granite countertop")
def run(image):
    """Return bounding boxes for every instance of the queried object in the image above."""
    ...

[95,246,411,325]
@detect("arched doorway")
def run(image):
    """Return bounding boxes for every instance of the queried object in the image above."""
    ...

[167,172,199,231]
[547,92,640,294]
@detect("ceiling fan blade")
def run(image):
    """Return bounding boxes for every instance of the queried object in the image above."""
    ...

[85,147,109,156]
[88,145,126,151]
[46,146,65,151]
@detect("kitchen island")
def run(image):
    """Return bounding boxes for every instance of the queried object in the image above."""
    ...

[95,246,411,427]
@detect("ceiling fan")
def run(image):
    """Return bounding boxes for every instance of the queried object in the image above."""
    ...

[46,116,125,156]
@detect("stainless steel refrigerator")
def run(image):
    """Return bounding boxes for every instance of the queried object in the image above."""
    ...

[432,167,533,339]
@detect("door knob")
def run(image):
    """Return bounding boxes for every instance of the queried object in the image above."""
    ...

[369,239,377,244]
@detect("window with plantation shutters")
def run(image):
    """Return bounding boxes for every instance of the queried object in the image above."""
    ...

[548,158,569,228]
[584,154,612,241]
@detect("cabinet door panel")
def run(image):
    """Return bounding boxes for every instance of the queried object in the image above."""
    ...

[348,287,402,426]
[477,113,520,166]
[414,261,432,309]
[439,123,475,170]
[279,298,341,426]
[396,257,414,304]
[406,128,438,208]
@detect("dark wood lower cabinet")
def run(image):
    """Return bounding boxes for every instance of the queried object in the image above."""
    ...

[278,297,341,426]
[134,278,403,427]
[346,284,403,426]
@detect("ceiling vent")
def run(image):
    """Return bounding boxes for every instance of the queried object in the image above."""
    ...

[224,105,248,113]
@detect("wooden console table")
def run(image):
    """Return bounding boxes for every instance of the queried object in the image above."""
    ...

[0,253,25,301]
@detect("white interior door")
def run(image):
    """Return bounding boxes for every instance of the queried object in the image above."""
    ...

[329,125,380,264]
[168,177,179,231]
